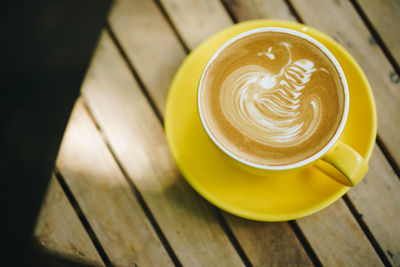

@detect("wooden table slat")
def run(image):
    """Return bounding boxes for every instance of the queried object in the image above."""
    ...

[56,98,173,266]
[224,214,314,266]
[34,176,105,266]
[108,0,186,116]
[297,199,383,267]
[159,0,233,49]
[221,0,297,22]
[82,29,244,266]
[356,0,400,66]
[348,145,400,266]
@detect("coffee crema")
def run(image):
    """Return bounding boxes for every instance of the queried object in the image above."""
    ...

[199,31,345,166]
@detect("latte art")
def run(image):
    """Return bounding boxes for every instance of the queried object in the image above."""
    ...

[220,42,327,147]
[199,31,345,166]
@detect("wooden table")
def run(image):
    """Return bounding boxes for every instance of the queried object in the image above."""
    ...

[33,0,400,266]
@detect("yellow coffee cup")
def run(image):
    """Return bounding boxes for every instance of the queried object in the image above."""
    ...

[198,27,368,187]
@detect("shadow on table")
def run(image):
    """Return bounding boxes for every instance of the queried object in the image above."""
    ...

[1,0,110,265]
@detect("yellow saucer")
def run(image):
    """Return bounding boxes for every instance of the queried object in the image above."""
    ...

[165,20,377,221]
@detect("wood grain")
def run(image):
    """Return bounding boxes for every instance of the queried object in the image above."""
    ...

[297,199,383,267]
[221,0,296,22]
[108,0,314,265]
[108,0,186,116]
[159,0,233,49]
[56,99,173,267]
[348,145,400,266]
[356,0,400,65]
[34,175,104,266]
[81,30,244,266]
[224,213,313,267]
[290,0,400,172]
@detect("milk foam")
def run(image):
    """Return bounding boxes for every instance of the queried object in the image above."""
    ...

[199,30,345,166]
[220,42,328,147]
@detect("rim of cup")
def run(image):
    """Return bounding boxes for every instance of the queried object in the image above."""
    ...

[198,27,349,171]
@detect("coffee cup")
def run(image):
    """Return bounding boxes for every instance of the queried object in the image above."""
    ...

[197,27,368,186]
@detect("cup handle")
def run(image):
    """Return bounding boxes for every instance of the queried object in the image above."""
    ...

[316,141,368,187]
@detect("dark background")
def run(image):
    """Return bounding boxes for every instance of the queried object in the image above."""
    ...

[1,0,110,265]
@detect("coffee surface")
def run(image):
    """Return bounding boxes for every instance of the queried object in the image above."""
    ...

[199,31,345,166]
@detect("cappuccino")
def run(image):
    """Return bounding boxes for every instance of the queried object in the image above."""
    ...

[199,30,345,166]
